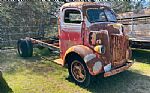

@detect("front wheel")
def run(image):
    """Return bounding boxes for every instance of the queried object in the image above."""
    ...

[68,56,91,87]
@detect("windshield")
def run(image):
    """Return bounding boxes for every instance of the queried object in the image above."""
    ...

[87,8,117,23]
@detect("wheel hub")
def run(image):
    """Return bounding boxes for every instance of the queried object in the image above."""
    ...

[71,60,86,82]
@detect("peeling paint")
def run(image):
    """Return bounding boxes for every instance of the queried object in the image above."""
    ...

[93,61,102,74]
[84,54,96,63]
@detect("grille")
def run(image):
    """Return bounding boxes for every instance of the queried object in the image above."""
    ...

[111,35,127,67]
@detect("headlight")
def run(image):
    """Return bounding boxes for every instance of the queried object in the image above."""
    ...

[94,45,105,54]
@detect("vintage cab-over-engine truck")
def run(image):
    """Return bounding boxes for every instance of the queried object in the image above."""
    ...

[17,2,133,87]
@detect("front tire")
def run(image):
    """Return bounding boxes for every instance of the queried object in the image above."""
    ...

[68,55,91,87]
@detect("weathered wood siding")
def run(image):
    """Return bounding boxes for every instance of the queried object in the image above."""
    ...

[118,8,150,42]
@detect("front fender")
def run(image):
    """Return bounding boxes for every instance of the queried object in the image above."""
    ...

[64,45,104,75]
[64,45,93,59]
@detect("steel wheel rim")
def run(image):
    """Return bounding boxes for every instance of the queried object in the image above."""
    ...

[71,60,86,83]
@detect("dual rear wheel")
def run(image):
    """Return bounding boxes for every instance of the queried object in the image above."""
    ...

[17,39,33,57]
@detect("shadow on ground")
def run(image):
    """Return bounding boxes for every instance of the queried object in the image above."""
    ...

[0,71,13,93]
[86,71,150,93]
[66,70,150,93]
[132,49,150,64]
[61,70,148,93]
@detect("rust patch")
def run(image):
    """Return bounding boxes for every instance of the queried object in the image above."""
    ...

[63,45,93,64]
[86,57,104,75]
[110,35,127,67]
[89,23,121,35]
[64,45,105,75]
[88,31,111,65]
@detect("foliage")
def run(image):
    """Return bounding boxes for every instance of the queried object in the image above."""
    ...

[0,0,149,27]
[0,1,57,25]
[0,0,149,48]
[0,1,64,47]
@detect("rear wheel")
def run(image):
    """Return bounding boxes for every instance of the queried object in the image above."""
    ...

[17,39,33,57]
[68,55,91,87]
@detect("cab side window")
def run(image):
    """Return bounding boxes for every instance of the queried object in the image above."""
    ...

[64,9,82,24]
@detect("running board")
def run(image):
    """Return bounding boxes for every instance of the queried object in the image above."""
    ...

[53,58,64,66]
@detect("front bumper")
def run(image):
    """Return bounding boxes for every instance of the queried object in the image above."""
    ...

[104,61,134,77]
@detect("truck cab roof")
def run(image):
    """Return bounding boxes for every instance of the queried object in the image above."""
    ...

[61,2,109,9]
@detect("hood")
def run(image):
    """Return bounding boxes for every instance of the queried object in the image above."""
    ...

[87,22,125,66]
[89,23,123,35]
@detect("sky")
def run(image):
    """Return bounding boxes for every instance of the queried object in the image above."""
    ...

[141,0,150,8]
[133,0,150,8]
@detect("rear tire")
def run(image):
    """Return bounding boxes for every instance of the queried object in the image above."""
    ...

[17,39,33,57]
[68,54,91,87]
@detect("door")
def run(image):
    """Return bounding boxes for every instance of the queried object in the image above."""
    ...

[60,8,83,57]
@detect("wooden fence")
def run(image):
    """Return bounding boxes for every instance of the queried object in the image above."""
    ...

[118,15,150,42]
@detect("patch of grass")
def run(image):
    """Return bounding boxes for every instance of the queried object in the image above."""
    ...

[0,48,150,93]
[2,59,88,93]
[129,62,150,76]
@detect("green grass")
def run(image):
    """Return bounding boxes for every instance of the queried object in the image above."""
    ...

[0,48,150,93]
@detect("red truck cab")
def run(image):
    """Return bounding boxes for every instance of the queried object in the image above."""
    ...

[58,2,133,86]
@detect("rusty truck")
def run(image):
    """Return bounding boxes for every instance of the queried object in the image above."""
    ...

[17,2,133,87]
